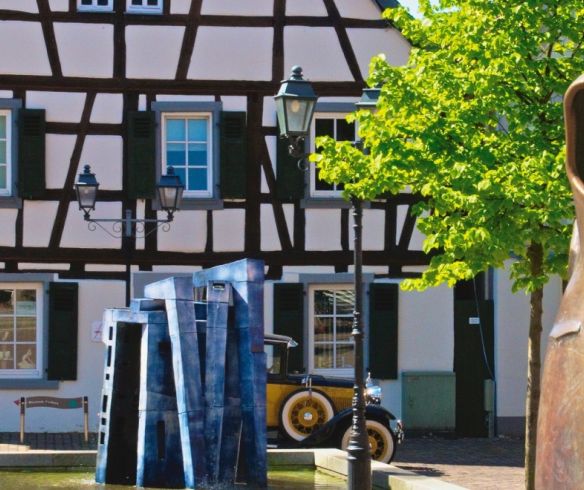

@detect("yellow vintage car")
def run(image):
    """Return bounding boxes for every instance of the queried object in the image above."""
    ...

[265,333,403,463]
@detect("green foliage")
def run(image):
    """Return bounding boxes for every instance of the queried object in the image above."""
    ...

[312,0,584,293]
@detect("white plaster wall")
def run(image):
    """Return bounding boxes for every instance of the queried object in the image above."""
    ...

[23,202,59,247]
[170,0,191,14]
[0,210,17,246]
[54,23,114,78]
[46,134,76,189]
[0,91,13,98]
[90,93,123,124]
[48,0,68,11]
[347,208,385,251]
[156,210,207,252]
[396,204,425,251]
[284,27,352,81]
[263,97,277,128]
[85,264,127,272]
[156,95,215,103]
[0,0,37,12]
[0,22,51,76]
[347,28,410,78]
[377,283,454,419]
[126,26,185,79]
[335,0,383,19]
[18,263,69,270]
[212,209,245,252]
[201,0,273,16]
[27,91,86,123]
[286,0,327,16]
[494,265,562,418]
[260,203,294,251]
[221,96,247,112]
[263,135,277,194]
[61,202,121,249]
[305,209,341,250]
[79,136,123,190]
[188,27,273,81]
[0,280,126,432]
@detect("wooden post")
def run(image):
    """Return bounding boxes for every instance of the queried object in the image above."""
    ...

[19,397,25,444]
[83,396,89,443]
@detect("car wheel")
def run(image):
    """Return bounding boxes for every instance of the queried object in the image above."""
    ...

[279,390,335,441]
[340,419,396,464]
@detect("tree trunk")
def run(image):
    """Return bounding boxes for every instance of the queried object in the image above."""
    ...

[525,242,543,490]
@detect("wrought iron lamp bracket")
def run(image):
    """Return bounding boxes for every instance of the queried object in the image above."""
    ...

[82,209,174,239]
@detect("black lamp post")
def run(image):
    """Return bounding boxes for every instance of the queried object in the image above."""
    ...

[75,164,184,238]
[276,67,380,490]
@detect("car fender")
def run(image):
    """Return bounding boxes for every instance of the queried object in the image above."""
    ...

[299,405,396,447]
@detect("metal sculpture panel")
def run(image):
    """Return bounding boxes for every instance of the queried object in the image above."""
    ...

[95,259,266,488]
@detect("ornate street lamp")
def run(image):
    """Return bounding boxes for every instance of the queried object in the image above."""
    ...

[75,165,184,238]
[276,67,381,489]
[275,65,318,158]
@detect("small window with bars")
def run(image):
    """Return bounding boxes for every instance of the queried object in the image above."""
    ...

[127,0,163,13]
[78,0,113,11]
[310,113,356,197]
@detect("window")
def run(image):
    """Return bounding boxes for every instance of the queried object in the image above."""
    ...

[162,113,213,198]
[127,0,163,13]
[78,0,113,10]
[0,284,43,379]
[310,113,356,198]
[0,110,11,197]
[309,285,355,376]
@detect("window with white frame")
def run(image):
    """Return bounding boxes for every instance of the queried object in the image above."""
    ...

[309,285,354,376]
[310,113,356,197]
[78,0,113,11]
[0,110,11,196]
[162,113,213,198]
[0,284,43,379]
[127,0,163,13]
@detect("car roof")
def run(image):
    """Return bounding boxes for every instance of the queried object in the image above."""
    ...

[264,333,298,347]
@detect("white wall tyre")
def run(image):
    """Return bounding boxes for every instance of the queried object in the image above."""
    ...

[341,419,396,464]
[279,390,335,441]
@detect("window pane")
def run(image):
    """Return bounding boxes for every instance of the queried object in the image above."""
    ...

[188,119,207,141]
[314,317,333,343]
[0,141,6,164]
[335,290,354,314]
[314,344,333,369]
[167,143,185,165]
[0,344,14,369]
[16,344,36,369]
[15,290,36,316]
[314,290,334,315]
[0,317,13,342]
[187,168,207,191]
[132,0,142,4]
[173,167,186,188]
[16,317,36,342]
[0,115,6,139]
[97,0,109,5]
[315,119,334,138]
[314,167,334,191]
[0,290,13,314]
[0,166,6,189]
[147,0,158,5]
[336,318,353,342]
[188,143,207,165]
[166,119,185,141]
[337,119,355,142]
[336,344,354,369]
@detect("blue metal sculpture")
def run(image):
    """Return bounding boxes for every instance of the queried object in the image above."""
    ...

[95,259,267,488]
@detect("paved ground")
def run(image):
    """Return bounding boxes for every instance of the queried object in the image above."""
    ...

[392,435,525,489]
[0,432,524,489]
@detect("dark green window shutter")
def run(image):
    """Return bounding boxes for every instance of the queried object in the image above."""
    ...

[220,111,247,199]
[127,111,156,199]
[273,283,305,373]
[47,282,79,381]
[18,109,46,198]
[368,283,398,379]
[276,130,305,200]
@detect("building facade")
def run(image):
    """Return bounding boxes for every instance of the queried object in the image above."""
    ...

[0,0,559,438]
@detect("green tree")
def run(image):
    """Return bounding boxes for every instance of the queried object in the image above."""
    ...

[312,1,584,487]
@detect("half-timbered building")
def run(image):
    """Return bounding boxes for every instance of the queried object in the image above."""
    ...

[0,0,560,438]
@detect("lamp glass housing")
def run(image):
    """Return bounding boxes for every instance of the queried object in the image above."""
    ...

[275,66,318,138]
[157,167,184,213]
[75,165,99,212]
